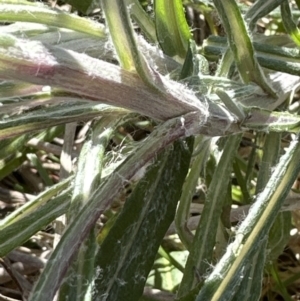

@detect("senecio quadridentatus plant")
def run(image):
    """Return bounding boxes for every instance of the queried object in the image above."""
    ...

[0,0,300,300]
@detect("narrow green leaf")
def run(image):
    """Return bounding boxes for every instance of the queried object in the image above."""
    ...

[256,132,281,193]
[267,211,291,261]
[268,263,294,301]
[0,102,127,140]
[214,48,234,79]
[212,0,276,96]
[233,155,257,199]
[154,0,191,58]
[0,151,27,181]
[0,135,29,159]
[93,138,193,301]
[232,159,251,203]
[69,118,120,217]
[177,134,242,297]
[175,135,210,249]
[0,177,72,229]
[232,132,282,301]
[180,42,194,79]
[101,0,136,71]
[196,134,300,301]
[283,270,300,287]
[101,0,163,92]
[0,187,71,257]
[245,0,285,31]
[158,246,185,273]
[281,0,300,47]
[0,4,105,38]
[215,89,246,120]
[125,0,157,43]
[59,117,122,301]
[27,112,202,301]
[203,35,300,76]
[242,108,300,132]
[231,239,267,301]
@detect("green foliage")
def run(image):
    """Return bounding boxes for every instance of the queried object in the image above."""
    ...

[0,0,300,301]
[93,139,193,301]
[155,0,190,58]
[61,0,94,14]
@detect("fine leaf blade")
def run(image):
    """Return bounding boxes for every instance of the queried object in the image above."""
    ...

[245,0,285,31]
[0,177,72,230]
[58,117,121,301]
[232,132,282,300]
[177,134,242,297]
[0,187,71,257]
[196,135,300,301]
[0,3,105,38]
[211,0,276,96]
[154,0,191,58]
[281,0,300,47]
[203,35,300,76]
[0,101,127,140]
[175,135,211,249]
[27,112,202,301]
[125,0,157,43]
[101,0,164,92]
[242,108,300,132]
[92,138,193,301]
